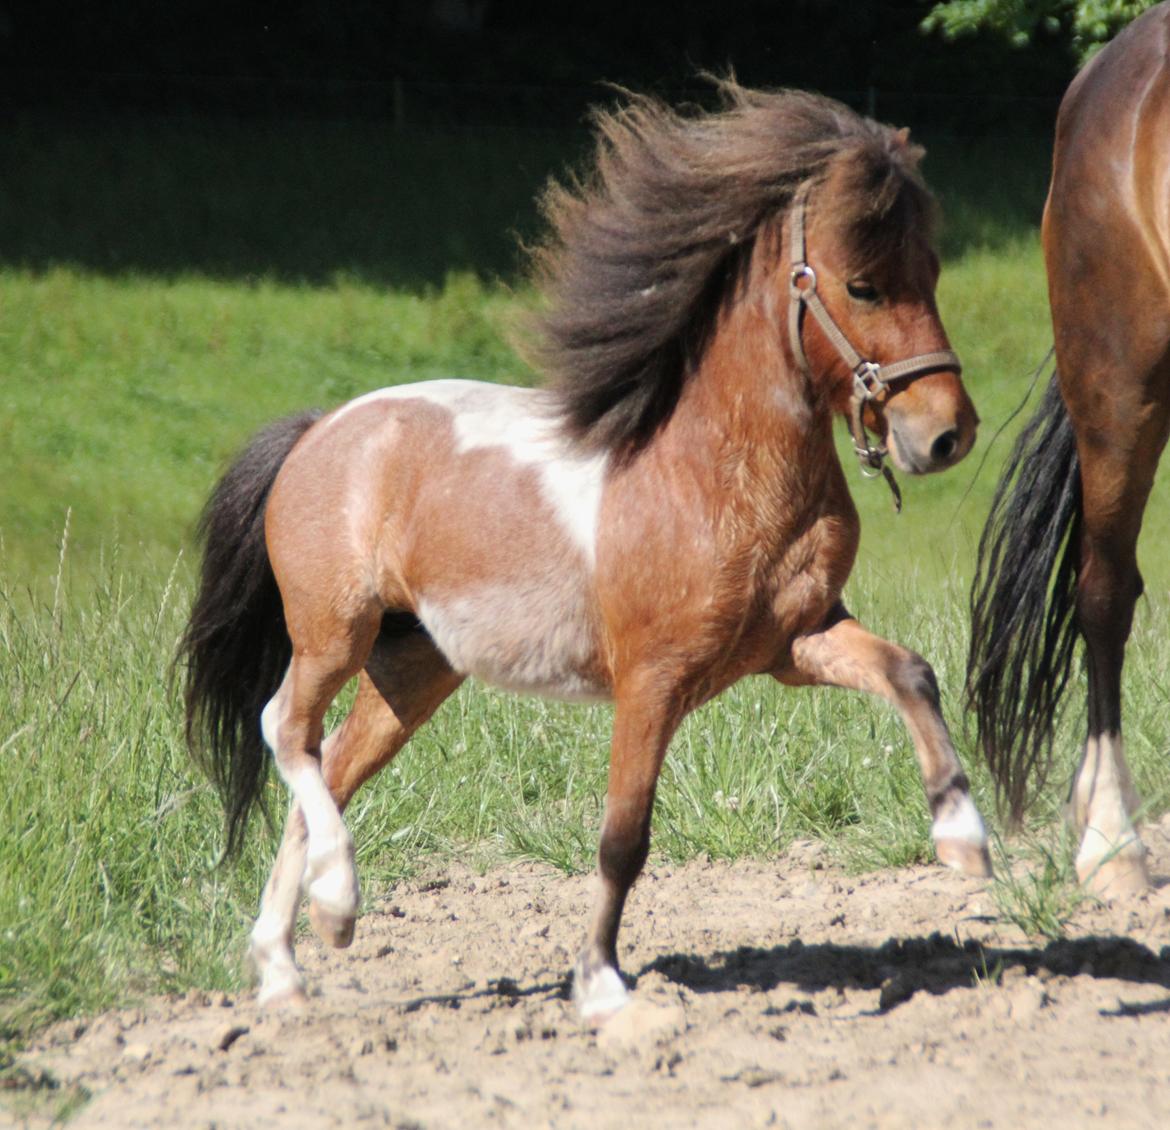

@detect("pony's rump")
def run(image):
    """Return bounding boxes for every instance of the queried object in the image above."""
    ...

[178,410,323,857]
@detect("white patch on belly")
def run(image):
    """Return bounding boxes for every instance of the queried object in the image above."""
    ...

[322,379,608,565]
[417,586,609,701]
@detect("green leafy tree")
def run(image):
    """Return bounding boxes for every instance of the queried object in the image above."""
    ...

[922,0,1159,58]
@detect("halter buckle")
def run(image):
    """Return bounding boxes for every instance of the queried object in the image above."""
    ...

[853,361,887,401]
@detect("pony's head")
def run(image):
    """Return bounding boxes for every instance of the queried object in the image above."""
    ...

[530,80,976,473]
[786,138,977,476]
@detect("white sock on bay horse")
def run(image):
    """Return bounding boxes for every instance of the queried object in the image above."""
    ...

[1072,732,1149,895]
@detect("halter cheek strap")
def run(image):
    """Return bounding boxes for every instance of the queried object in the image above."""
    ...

[787,184,962,513]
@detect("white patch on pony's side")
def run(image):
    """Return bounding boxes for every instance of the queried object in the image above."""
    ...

[417,585,608,702]
[931,791,987,847]
[322,379,609,565]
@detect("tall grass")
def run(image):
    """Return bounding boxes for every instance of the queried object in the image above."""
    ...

[0,545,975,1044]
[7,543,1169,1052]
[4,114,1170,1054]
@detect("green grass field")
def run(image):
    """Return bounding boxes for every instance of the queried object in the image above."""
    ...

[4,113,1170,1057]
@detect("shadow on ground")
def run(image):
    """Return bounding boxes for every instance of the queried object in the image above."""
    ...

[640,932,1170,1012]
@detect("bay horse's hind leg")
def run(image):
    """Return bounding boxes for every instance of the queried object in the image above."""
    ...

[779,605,992,877]
[251,626,462,1006]
[1066,412,1168,894]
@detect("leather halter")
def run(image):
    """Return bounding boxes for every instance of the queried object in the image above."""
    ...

[787,184,962,512]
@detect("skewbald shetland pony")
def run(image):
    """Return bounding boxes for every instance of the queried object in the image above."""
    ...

[180,81,987,1021]
[969,3,1170,897]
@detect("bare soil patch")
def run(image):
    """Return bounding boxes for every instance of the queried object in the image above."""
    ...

[12,820,1170,1130]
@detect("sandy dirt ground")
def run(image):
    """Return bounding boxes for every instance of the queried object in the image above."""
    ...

[10,819,1170,1130]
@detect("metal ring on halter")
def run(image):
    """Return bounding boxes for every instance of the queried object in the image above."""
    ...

[790,264,817,297]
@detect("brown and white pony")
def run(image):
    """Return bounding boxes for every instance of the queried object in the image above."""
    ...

[969,3,1170,895]
[180,82,986,1020]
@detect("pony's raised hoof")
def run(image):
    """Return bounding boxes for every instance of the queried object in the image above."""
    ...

[932,793,992,877]
[308,899,357,949]
[305,846,360,947]
[934,837,993,878]
[1076,838,1150,897]
[573,962,630,1026]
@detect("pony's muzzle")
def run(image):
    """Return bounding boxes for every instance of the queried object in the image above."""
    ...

[886,406,977,475]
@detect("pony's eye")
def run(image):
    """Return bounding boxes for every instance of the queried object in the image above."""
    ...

[846,280,880,303]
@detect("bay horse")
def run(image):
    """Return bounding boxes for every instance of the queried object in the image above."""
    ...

[968,3,1170,895]
[180,81,987,1020]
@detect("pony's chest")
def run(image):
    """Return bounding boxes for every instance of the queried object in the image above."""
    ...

[757,508,858,635]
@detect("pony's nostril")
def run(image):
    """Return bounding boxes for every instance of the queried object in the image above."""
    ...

[931,429,960,465]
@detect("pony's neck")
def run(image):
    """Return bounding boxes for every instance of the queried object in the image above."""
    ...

[679,254,836,469]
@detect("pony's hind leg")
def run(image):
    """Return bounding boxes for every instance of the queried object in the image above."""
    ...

[260,611,382,949]
[778,606,992,877]
[250,630,462,1005]
[319,623,464,816]
[250,803,311,1007]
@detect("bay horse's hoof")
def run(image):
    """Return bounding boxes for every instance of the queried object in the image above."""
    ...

[573,962,630,1025]
[308,899,357,948]
[935,837,993,878]
[1077,839,1151,897]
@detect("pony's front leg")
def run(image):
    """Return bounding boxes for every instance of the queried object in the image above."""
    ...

[574,677,681,1022]
[777,607,992,877]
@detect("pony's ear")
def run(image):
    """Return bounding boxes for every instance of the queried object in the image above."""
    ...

[893,127,912,149]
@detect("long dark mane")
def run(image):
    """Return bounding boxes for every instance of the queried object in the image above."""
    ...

[527,79,937,458]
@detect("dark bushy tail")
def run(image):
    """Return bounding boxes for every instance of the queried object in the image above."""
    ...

[967,374,1082,823]
[177,411,322,858]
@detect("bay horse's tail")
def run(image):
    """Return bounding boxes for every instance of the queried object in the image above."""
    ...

[177,410,322,858]
[967,373,1081,824]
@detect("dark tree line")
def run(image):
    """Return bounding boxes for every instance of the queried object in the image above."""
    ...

[2,1,1079,132]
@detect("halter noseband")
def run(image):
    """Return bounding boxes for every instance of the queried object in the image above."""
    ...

[787,184,962,512]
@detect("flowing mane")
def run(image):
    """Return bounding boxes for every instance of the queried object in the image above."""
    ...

[527,79,937,457]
